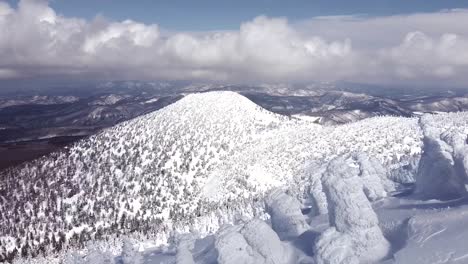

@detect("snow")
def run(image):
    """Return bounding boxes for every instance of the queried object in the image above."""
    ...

[5,92,468,264]
[265,190,310,240]
[175,236,195,264]
[314,227,359,264]
[216,225,259,264]
[292,114,321,123]
[213,218,294,264]
[240,219,292,264]
[121,238,143,264]
[89,94,126,105]
[144,97,160,104]
[393,199,468,263]
[415,114,467,200]
[353,152,392,200]
[317,155,390,263]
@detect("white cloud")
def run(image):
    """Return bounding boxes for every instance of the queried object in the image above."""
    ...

[83,20,159,53]
[0,68,19,79]
[379,31,468,82]
[0,0,468,86]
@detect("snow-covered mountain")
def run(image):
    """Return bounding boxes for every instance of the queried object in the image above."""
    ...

[244,90,468,125]
[2,91,468,263]
[3,84,468,172]
[0,94,181,143]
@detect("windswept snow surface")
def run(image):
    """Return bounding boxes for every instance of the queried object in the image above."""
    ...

[6,92,468,263]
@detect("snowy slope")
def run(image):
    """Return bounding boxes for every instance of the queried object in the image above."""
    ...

[0,92,288,261]
[5,92,468,264]
[202,115,421,204]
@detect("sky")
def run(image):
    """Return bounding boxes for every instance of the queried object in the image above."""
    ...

[1,0,468,87]
[6,0,468,31]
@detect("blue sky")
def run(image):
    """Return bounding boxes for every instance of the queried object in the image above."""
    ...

[5,0,468,30]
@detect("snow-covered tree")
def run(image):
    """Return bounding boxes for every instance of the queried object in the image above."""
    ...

[265,189,309,240]
[121,238,142,264]
[415,115,467,200]
[315,155,390,263]
[175,235,195,264]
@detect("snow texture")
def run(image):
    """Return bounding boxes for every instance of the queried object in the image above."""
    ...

[215,219,292,264]
[215,225,261,264]
[121,238,143,264]
[353,152,394,199]
[13,93,468,264]
[314,227,358,264]
[316,154,390,263]
[415,114,467,200]
[304,162,329,216]
[175,235,195,264]
[393,201,468,263]
[265,189,310,240]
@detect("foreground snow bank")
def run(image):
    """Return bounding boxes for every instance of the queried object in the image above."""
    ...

[315,155,390,264]
[394,201,468,263]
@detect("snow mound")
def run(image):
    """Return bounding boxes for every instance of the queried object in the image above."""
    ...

[175,235,195,264]
[265,189,310,240]
[240,219,292,264]
[215,219,292,264]
[216,225,261,264]
[316,155,390,263]
[314,227,358,264]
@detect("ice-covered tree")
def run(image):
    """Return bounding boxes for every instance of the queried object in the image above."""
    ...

[121,238,142,264]
[175,235,195,264]
[415,116,467,200]
[315,155,390,263]
[265,189,309,240]
[215,219,292,264]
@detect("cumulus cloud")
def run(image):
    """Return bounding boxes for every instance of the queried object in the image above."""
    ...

[0,0,468,86]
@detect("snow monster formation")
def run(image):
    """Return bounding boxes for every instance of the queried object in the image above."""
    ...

[314,155,390,264]
[416,115,467,200]
[265,189,310,240]
[306,152,391,218]
[353,152,394,199]
[304,162,329,216]
[215,219,292,264]
[175,235,196,264]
